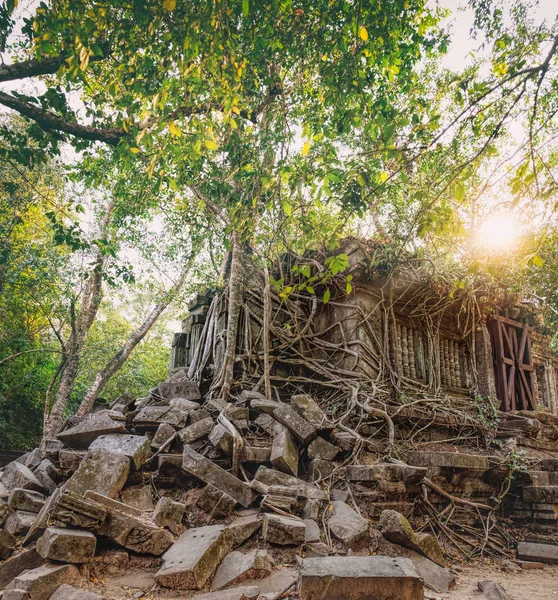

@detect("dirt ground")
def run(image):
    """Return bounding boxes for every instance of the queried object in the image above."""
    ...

[429,562,558,600]
[83,561,558,600]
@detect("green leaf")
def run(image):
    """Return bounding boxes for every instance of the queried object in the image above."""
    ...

[204,139,218,151]
[162,0,176,11]
[454,182,465,201]
[323,289,331,304]
[130,147,140,154]
[302,140,311,156]
[532,254,544,267]
[282,200,292,216]
[359,26,369,41]
[242,0,249,16]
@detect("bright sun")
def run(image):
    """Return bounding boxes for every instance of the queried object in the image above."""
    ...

[476,214,519,251]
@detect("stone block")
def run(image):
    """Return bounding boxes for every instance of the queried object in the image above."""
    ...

[6,563,81,600]
[89,434,151,469]
[262,513,306,545]
[478,580,511,600]
[32,460,58,494]
[346,463,426,485]
[212,549,273,590]
[291,394,332,431]
[523,486,558,503]
[158,380,202,401]
[59,450,85,473]
[0,497,14,525]
[223,406,249,431]
[178,417,214,444]
[4,511,36,537]
[57,410,127,448]
[302,499,320,520]
[273,405,316,446]
[407,450,489,470]
[307,436,338,461]
[209,423,233,456]
[37,527,96,563]
[155,525,233,590]
[328,501,368,549]
[189,587,260,600]
[299,556,423,600]
[0,529,16,560]
[53,491,108,527]
[120,486,153,511]
[241,445,271,463]
[0,549,43,588]
[153,496,186,535]
[133,405,188,428]
[249,398,282,413]
[517,541,558,564]
[151,423,176,450]
[307,459,334,482]
[169,397,200,411]
[253,466,328,501]
[8,489,45,514]
[196,483,236,518]
[2,462,44,493]
[49,585,104,600]
[270,427,299,476]
[379,509,444,566]
[229,511,261,547]
[182,446,253,508]
[303,519,320,543]
[97,505,174,555]
[64,449,130,499]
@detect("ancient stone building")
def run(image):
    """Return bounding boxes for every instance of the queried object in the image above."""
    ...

[171,239,558,417]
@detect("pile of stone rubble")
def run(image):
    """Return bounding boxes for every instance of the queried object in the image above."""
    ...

[1,368,558,600]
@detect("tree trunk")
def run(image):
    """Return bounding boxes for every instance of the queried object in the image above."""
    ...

[76,260,192,417]
[219,230,244,400]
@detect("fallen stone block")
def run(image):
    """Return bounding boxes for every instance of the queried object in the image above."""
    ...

[189,587,261,600]
[291,394,332,431]
[0,497,14,525]
[177,417,214,444]
[223,406,249,432]
[401,549,456,592]
[0,549,43,588]
[273,405,316,446]
[212,549,273,590]
[6,563,81,600]
[57,410,127,448]
[2,462,44,493]
[158,380,202,401]
[97,505,174,555]
[307,436,338,461]
[3,587,33,599]
[151,423,176,450]
[64,449,130,499]
[15,449,43,470]
[307,458,334,482]
[229,511,261,547]
[49,584,104,600]
[52,491,108,528]
[153,496,186,535]
[4,511,36,537]
[0,529,16,560]
[299,556,423,600]
[241,445,271,463]
[32,460,58,495]
[120,486,153,511]
[303,519,320,543]
[59,450,85,473]
[169,397,200,413]
[302,499,320,520]
[270,427,299,476]
[346,463,427,485]
[254,466,328,501]
[523,486,558,503]
[306,541,330,557]
[196,483,236,518]
[209,423,233,456]
[133,405,188,429]
[249,398,282,413]
[262,513,306,545]
[8,489,45,514]
[37,527,96,563]
[328,501,368,549]
[379,509,444,566]
[155,525,233,590]
[182,446,253,508]
[478,580,511,600]
[517,541,558,564]
[89,434,151,469]
[406,450,489,470]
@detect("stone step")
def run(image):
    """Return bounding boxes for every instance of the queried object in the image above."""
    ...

[523,486,558,504]
[406,451,489,471]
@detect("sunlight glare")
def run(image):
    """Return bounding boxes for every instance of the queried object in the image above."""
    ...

[476,214,519,251]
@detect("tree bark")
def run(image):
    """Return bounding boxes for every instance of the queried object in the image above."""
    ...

[75,260,192,416]
[219,230,244,400]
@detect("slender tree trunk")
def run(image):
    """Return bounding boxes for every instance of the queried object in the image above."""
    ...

[42,202,113,440]
[220,230,244,400]
[263,264,272,400]
[76,260,192,416]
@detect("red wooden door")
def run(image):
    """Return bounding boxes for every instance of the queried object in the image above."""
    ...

[487,309,536,412]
